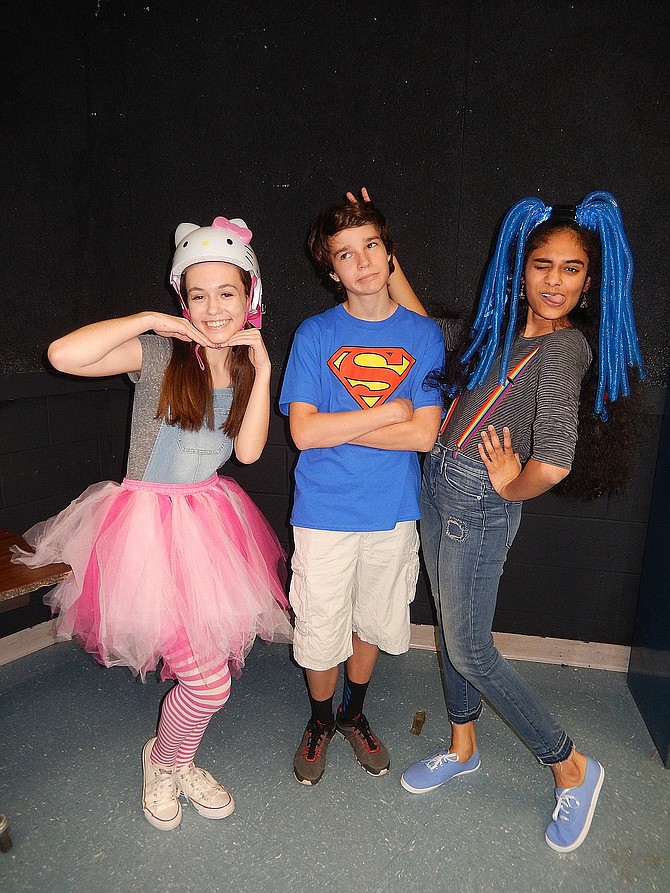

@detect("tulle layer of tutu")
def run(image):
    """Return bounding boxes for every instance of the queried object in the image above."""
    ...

[12,474,293,681]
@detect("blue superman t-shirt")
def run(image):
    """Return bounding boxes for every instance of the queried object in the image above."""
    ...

[279,303,445,532]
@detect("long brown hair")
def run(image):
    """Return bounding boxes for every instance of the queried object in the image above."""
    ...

[156,267,254,438]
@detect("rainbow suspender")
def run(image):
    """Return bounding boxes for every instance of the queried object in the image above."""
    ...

[439,346,540,455]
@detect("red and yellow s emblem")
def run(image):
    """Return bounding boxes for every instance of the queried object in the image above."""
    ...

[328,346,416,409]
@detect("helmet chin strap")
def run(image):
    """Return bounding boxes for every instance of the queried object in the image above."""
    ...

[193,343,205,372]
[178,296,206,372]
[245,274,263,329]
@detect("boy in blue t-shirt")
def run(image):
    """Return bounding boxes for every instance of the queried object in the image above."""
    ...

[279,198,445,785]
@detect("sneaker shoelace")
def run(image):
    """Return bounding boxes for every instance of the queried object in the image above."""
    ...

[178,766,224,804]
[423,752,458,772]
[147,768,177,809]
[350,714,381,753]
[552,791,581,822]
[303,723,331,760]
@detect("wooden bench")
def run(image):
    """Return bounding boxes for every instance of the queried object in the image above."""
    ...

[0,526,71,615]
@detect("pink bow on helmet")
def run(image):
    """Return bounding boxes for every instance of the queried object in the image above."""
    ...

[211,216,253,245]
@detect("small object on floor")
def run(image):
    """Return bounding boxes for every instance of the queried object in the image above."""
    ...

[141,738,182,831]
[401,749,481,793]
[175,764,235,819]
[294,718,336,785]
[335,709,390,776]
[410,710,426,736]
[545,757,605,853]
[0,814,12,852]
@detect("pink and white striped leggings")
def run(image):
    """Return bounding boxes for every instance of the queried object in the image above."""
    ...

[149,643,231,769]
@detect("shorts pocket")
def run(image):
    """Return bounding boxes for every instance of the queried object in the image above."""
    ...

[406,527,420,605]
[289,549,309,637]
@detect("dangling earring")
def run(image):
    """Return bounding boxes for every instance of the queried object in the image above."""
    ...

[519,281,526,302]
[580,291,588,309]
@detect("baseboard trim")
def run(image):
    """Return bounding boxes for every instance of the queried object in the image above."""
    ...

[1,621,631,673]
[0,619,58,667]
[409,624,630,673]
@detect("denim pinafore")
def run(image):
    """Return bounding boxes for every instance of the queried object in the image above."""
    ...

[143,388,234,484]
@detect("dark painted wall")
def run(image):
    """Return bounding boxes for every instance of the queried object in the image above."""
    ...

[2,0,668,643]
[628,381,670,766]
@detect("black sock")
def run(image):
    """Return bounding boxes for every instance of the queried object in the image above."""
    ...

[340,673,369,721]
[308,691,334,727]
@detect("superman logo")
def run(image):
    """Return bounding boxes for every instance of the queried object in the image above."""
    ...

[327,346,416,409]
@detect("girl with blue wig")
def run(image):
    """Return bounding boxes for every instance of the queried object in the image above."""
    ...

[361,188,645,853]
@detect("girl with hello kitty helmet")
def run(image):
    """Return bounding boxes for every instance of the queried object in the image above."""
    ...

[12,212,292,833]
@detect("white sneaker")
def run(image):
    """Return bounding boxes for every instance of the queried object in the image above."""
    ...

[175,764,235,819]
[141,738,182,831]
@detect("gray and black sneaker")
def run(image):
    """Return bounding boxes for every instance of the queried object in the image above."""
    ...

[293,719,336,785]
[335,709,390,776]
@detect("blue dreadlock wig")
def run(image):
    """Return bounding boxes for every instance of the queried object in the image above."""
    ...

[462,191,645,419]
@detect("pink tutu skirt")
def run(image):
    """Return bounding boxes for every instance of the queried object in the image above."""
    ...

[12,474,293,681]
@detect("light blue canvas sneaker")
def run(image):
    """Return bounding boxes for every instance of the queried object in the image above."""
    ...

[545,757,605,852]
[401,749,481,794]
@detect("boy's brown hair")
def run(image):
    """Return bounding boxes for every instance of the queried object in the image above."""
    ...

[307,201,396,288]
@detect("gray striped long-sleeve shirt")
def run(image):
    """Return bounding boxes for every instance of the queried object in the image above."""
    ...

[437,321,591,470]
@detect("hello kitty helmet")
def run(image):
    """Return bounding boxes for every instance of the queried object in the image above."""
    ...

[170,216,263,328]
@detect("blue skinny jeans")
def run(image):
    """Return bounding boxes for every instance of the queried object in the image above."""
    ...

[420,445,573,765]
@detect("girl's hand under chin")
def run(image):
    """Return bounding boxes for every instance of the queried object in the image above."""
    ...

[223,327,271,372]
[150,312,219,349]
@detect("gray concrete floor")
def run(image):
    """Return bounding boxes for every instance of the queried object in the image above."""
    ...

[1,639,668,893]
